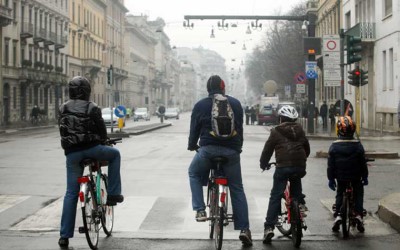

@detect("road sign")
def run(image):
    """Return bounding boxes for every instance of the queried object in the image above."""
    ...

[114,105,127,118]
[294,72,306,84]
[323,35,340,52]
[323,34,341,85]
[296,83,306,94]
[305,61,318,79]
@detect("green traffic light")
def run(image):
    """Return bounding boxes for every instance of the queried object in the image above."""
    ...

[346,35,363,64]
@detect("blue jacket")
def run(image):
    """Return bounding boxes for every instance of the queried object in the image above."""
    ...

[327,139,368,181]
[188,93,243,152]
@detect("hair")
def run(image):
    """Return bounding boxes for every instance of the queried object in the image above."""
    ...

[207,75,225,93]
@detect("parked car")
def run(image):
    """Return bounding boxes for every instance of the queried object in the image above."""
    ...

[101,107,118,126]
[257,105,278,125]
[133,107,150,121]
[164,107,180,119]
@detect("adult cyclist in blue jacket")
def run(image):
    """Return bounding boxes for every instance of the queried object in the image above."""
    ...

[187,75,252,246]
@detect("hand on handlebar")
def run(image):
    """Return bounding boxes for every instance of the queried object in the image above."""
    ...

[188,145,200,152]
[260,162,275,172]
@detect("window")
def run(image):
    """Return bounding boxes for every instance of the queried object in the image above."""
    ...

[345,12,351,30]
[382,50,387,90]
[13,87,17,109]
[389,48,394,89]
[384,0,392,17]
[12,40,17,67]
[13,2,17,20]
[4,38,10,66]
[72,2,75,22]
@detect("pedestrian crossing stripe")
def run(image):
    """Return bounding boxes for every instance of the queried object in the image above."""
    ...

[0,195,30,213]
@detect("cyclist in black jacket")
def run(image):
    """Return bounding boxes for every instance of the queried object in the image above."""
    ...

[327,115,368,233]
[57,76,124,248]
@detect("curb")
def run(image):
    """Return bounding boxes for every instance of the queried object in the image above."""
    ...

[315,150,399,159]
[128,123,171,135]
[108,123,172,137]
[378,193,400,233]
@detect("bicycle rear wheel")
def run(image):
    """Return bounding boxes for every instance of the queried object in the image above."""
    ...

[290,200,302,248]
[214,206,224,250]
[341,195,350,238]
[208,184,217,239]
[100,174,114,236]
[82,184,99,250]
[276,196,291,236]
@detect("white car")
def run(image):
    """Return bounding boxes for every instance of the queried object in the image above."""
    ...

[133,107,150,121]
[164,107,180,119]
[101,107,118,126]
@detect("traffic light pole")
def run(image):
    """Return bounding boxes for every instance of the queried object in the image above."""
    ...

[340,29,345,116]
[306,13,317,134]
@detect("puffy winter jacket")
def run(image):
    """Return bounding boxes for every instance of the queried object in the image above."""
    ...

[327,139,368,181]
[58,99,107,155]
[260,122,310,168]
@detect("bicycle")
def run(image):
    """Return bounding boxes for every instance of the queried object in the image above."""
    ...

[206,156,233,250]
[77,138,122,250]
[335,158,374,238]
[265,162,307,248]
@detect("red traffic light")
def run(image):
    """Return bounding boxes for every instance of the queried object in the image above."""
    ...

[354,70,361,76]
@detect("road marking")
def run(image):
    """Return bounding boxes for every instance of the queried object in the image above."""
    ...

[0,195,30,213]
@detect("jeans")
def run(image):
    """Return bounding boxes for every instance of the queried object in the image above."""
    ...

[265,166,306,229]
[188,145,250,230]
[60,144,122,238]
[335,180,364,217]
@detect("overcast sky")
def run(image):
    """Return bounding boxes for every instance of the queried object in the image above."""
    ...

[125,0,305,69]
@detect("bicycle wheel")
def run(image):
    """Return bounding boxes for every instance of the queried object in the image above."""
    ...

[290,200,302,248]
[208,184,216,239]
[214,206,224,250]
[341,195,350,238]
[82,184,99,250]
[276,196,292,236]
[100,174,114,236]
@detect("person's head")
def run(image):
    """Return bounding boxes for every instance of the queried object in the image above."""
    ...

[277,105,298,123]
[337,115,356,138]
[206,75,225,95]
[68,76,91,101]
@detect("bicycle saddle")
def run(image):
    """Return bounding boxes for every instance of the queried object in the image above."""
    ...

[210,156,229,165]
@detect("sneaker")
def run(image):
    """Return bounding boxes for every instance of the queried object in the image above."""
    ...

[355,215,365,233]
[332,215,342,232]
[239,229,253,246]
[106,194,124,206]
[263,227,274,244]
[195,210,207,222]
[58,237,69,248]
[299,204,308,217]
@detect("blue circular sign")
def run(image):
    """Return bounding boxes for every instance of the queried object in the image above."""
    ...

[114,105,127,118]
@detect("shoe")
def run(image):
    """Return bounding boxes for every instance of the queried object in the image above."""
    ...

[355,215,365,233]
[195,210,207,222]
[106,195,124,206]
[332,215,342,232]
[239,229,253,246]
[263,227,274,244]
[58,237,69,248]
[299,204,308,217]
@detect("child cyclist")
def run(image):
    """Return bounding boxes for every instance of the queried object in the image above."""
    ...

[327,116,368,232]
[259,105,310,243]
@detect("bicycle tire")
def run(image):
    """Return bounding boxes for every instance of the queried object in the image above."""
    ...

[208,184,216,239]
[290,200,302,248]
[214,206,224,250]
[100,174,114,236]
[82,183,99,250]
[341,195,350,238]
[276,196,292,236]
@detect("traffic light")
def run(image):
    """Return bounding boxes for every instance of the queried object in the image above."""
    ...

[360,69,368,86]
[107,65,113,85]
[346,35,362,64]
[348,67,361,86]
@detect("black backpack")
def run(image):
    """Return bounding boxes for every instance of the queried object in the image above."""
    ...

[210,94,237,138]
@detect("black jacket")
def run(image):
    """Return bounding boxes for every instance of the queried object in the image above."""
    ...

[260,122,310,168]
[327,139,368,181]
[58,99,107,155]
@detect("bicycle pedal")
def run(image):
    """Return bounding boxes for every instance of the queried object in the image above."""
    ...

[78,226,86,234]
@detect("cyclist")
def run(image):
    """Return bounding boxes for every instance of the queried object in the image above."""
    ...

[259,105,310,243]
[187,75,252,246]
[57,76,124,248]
[327,115,368,232]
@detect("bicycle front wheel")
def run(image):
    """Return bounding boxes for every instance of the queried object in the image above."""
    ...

[341,195,350,238]
[100,174,114,236]
[290,200,302,248]
[82,184,99,250]
[208,185,217,239]
[276,196,291,236]
[214,206,224,250]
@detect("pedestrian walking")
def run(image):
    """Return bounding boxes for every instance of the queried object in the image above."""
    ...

[320,101,328,130]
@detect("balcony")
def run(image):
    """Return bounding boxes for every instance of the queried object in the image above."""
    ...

[345,22,376,42]
[33,28,46,43]
[20,22,34,39]
[55,35,67,49]
[0,4,12,27]
[82,58,101,69]
[44,31,56,46]
[3,66,19,79]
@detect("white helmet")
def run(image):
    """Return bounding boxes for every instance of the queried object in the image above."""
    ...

[278,105,298,120]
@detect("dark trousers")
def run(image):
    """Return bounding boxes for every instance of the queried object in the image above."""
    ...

[335,180,364,217]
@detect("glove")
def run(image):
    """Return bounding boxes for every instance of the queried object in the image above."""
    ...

[260,163,271,171]
[362,177,368,186]
[328,180,336,191]
[187,145,200,151]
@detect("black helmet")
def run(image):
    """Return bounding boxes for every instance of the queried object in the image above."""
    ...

[337,116,356,138]
[206,75,225,94]
[68,76,91,101]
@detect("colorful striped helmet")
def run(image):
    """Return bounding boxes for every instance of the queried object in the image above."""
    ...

[337,116,356,137]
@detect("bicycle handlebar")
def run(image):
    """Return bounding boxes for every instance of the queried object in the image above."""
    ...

[106,138,122,146]
[365,158,375,162]
[261,162,276,172]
